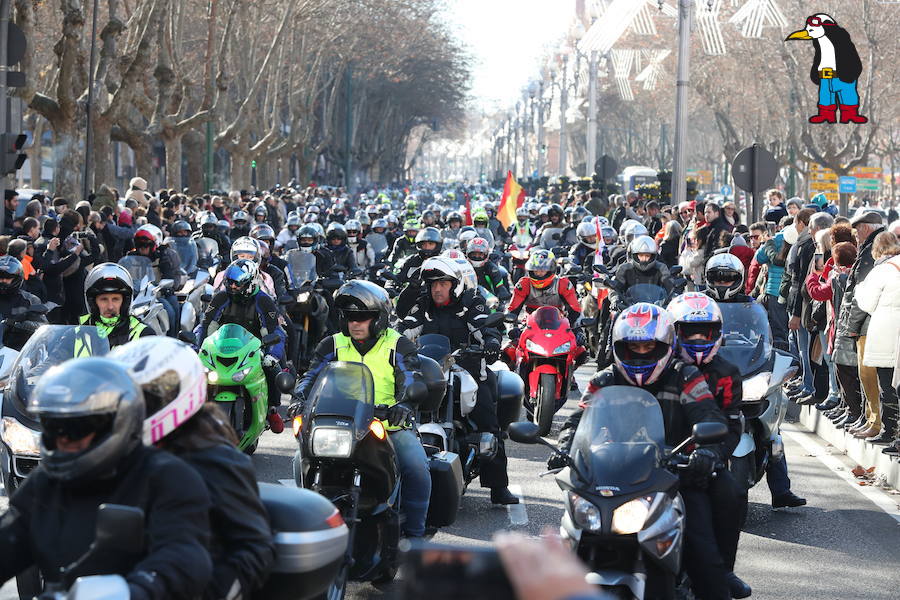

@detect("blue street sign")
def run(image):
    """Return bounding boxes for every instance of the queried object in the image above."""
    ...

[839,176,857,194]
[720,185,732,196]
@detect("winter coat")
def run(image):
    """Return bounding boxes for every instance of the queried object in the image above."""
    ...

[854,255,900,368]
[754,234,785,297]
[836,227,881,342]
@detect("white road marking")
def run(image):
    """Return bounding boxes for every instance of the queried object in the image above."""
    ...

[507,484,528,526]
[278,478,297,487]
[782,425,900,524]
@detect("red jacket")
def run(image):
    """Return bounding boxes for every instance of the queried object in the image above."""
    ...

[507,275,581,322]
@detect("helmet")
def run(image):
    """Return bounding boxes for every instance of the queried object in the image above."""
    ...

[199,212,218,229]
[334,280,392,339]
[387,214,399,227]
[134,224,163,252]
[230,236,260,263]
[421,256,466,300]
[538,206,550,218]
[232,210,249,225]
[668,293,723,366]
[473,210,489,226]
[571,206,589,223]
[621,221,648,245]
[307,204,321,215]
[422,210,436,224]
[108,338,205,445]
[366,204,380,218]
[526,249,557,289]
[467,237,491,268]
[612,303,675,386]
[447,211,463,224]
[372,218,388,232]
[286,213,302,230]
[515,207,528,221]
[618,218,640,237]
[326,222,347,244]
[576,222,598,248]
[601,226,617,246]
[457,228,478,252]
[250,223,276,244]
[297,224,320,253]
[596,216,610,227]
[0,256,24,295]
[223,259,259,300]
[345,219,361,243]
[217,220,230,235]
[403,218,420,235]
[528,202,540,216]
[172,220,192,237]
[253,204,268,220]
[357,214,371,227]
[30,357,144,482]
[415,227,442,258]
[406,198,418,210]
[705,253,745,301]
[547,204,564,222]
[84,263,135,320]
[629,236,658,272]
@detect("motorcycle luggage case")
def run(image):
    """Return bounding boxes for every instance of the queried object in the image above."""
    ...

[496,370,525,429]
[417,354,448,413]
[426,450,463,527]
[253,483,349,600]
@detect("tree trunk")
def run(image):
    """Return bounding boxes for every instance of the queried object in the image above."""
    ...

[92,117,114,190]
[164,133,183,190]
[184,130,205,193]
[28,117,45,188]
[53,125,82,200]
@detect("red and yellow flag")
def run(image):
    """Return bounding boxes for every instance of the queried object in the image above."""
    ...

[497,171,525,229]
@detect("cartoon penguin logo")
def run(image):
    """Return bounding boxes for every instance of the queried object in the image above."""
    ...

[786,14,867,125]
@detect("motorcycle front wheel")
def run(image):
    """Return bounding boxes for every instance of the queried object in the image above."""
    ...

[534,373,556,437]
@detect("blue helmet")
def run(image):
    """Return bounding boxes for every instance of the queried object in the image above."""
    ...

[668,292,723,366]
[611,303,675,386]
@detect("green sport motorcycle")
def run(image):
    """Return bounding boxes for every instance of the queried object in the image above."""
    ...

[199,323,273,454]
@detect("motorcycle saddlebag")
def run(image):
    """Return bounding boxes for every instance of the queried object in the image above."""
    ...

[253,483,348,600]
[417,354,447,413]
[496,370,525,429]
[425,450,463,527]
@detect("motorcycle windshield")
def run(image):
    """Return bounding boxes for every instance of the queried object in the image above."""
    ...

[196,238,219,268]
[512,232,532,248]
[9,325,111,418]
[172,238,198,275]
[718,302,773,376]
[206,324,259,356]
[539,228,564,250]
[307,361,375,428]
[529,306,565,330]
[286,250,318,287]
[417,334,452,363]
[366,233,388,256]
[119,255,155,292]
[570,386,665,492]
[625,283,668,306]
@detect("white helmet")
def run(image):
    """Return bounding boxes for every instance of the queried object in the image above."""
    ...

[457,229,478,253]
[705,253,745,301]
[422,255,476,299]
[629,235,659,272]
[621,221,648,245]
[108,337,206,445]
[576,222,599,248]
[231,236,261,263]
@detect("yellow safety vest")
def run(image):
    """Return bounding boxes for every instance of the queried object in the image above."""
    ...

[333,329,402,429]
[79,314,147,344]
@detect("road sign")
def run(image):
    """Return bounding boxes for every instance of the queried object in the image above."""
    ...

[839,176,857,193]
[720,185,732,196]
[732,144,778,220]
[687,169,713,185]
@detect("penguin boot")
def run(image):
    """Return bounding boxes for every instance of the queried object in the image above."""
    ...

[839,105,868,124]
[809,104,837,124]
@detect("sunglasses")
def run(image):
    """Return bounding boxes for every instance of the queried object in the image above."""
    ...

[806,16,833,27]
[343,310,379,323]
[680,210,692,215]
[41,414,113,441]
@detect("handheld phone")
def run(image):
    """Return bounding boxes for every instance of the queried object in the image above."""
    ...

[399,542,515,600]
[814,253,824,272]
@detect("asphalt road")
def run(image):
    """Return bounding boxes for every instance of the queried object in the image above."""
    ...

[2,365,900,599]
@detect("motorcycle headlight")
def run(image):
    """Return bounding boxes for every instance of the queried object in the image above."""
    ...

[1,417,41,456]
[568,491,602,532]
[525,339,547,355]
[611,496,652,534]
[743,372,771,402]
[232,367,253,383]
[207,370,219,384]
[312,427,353,458]
[552,341,571,355]
[297,291,310,303]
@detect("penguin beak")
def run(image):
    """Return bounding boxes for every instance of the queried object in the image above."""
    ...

[785,29,812,41]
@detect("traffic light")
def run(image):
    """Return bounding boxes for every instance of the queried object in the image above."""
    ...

[0,133,26,176]
[251,160,257,169]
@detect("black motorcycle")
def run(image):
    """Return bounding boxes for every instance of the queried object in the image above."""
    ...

[509,386,727,600]
[284,250,330,369]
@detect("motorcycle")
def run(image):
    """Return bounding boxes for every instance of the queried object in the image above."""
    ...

[719,301,798,493]
[284,250,329,369]
[195,324,293,454]
[505,306,593,437]
[172,237,215,335]
[508,386,728,600]
[293,362,431,599]
[118,255,173,336]
[508,236,531,283]
[39,486,349,600]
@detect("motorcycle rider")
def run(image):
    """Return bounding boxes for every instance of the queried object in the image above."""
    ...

[110,337,276,600]
[442,211,464,242]
[230,210,251,242]
[0,256,47,350]
[388,218,420,266]
[345,219,375,270]
[571,221,602,270]
[467,236,511,303]
[506,249,582,326]
[534,204,565,250]
[394,227,443,319]
[607,235,674,310]
[508,206,534,239]
[400,256,520,505]
[668,292,751,599]
[194,259,287,433]
[275,213,303,252]
[128,224,182,337]
[292,281,432,537]
[80,263,155,346]
[560,206,589,246]
[554,304,732,600]
[609,220,648,267]
[196,211,231,258]
[323,222,358,272]
[472,210,496,249]
[0,357,213,599]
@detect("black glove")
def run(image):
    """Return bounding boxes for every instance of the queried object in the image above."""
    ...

[287,394,306,419]
[484,339,501,362]
[387,402,414,427]
[547,452,568,470]
[508,326,521,341]
[575,331,586,348]
[683,447,719,487]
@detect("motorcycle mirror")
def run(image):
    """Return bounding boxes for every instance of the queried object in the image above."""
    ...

[507,421,541,444]
[178,331,197,345]
[275,371,295,394]
[481,312,505,329]
[94,504,145,554]
[669,265,683,276]
[262,333,281,347]
[692,422,729,445]
[504,312,517,324]
[405,380,428,404]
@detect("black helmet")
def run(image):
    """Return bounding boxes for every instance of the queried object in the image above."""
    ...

[548,204,564,221]
[297,224,320,252]
[172,220,192,237]
[415,227,442,258]
[250,223,276,244]
[326,222,347,243]
[0,256,24,296]
[334,280,391,339]
[29,357,144,482]
[84,263,135,319]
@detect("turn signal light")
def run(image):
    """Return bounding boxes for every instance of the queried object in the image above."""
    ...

[369,419,386,440]
[292,416,303,437]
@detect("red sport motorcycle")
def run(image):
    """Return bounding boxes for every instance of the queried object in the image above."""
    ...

[503,306,590,436]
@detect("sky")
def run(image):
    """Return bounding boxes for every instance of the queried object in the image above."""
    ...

[441,0,577,111]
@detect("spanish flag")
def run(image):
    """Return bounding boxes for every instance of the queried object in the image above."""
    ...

[497,171,525,229]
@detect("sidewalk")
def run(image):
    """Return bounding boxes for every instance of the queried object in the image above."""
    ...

[797,403,900,490]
